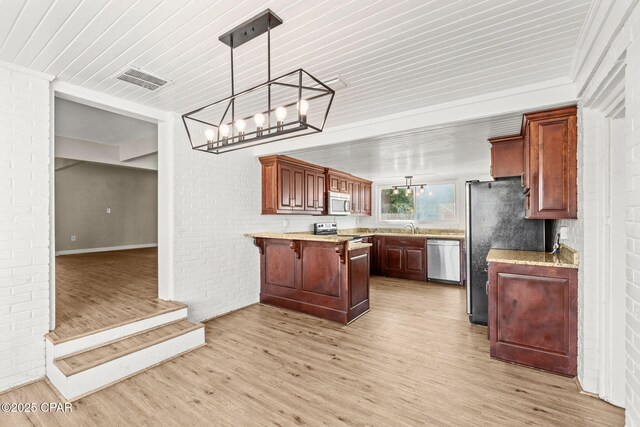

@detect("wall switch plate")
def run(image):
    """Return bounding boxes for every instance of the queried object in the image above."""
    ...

[70,235,76,242]
[106,208,111,214]
[282,219,289,227]
[559,226,568,240]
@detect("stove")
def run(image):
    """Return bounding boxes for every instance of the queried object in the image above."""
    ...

[314,223,363,243]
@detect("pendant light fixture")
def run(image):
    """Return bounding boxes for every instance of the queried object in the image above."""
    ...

[392,176,431,196]
[182,9,335,154]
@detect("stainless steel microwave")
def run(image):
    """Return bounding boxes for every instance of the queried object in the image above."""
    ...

[327,191,351,216]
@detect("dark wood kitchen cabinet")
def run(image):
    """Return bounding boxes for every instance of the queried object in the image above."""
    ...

[489,105,577,219]
[254,238,370,323]
[348,178,372,216]
[362,183,372,215]
[260,155,371,216]
[350,180,361,213]
[260,155,325,215]
[382,236,427,281]
[305,169,325,213]
[370,236,384,275]
[488,261,577,376]
[523,106,577,219]
[327,169,350,194]
[489,135,524,178]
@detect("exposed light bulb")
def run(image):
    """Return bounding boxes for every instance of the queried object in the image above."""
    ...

[419,185,425,194]
[406,186,412,195]
[254,113,265,127]
[254,113,265,136]
[204,128,215,150]
[235,119,246,141]
[276,106,287,131]
[298,99,309,124]
[298,99,309,116]
[393,187,399,195]
[219,124,230,138]
[275,106,287,121]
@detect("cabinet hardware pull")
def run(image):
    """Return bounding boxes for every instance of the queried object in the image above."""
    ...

[486,281,490,295]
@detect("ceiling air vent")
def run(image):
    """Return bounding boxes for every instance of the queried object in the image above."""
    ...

[114,66,172,91]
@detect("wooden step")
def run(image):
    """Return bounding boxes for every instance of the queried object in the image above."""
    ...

[46,301,188,345]
[54,320,204,377]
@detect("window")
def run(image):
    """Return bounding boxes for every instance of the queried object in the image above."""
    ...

[380,182,456,222]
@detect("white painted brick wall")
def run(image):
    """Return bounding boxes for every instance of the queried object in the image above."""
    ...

[0,64,51,392]
[556,107,606,393]
[172,120,357,322]
[563,4,640,423]
[625,7,640,424]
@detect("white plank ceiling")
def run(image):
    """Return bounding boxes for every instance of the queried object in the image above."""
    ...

[285,112,525,180]
[0,0,590,128]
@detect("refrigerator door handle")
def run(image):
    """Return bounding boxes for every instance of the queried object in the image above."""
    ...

[465,182,472,314]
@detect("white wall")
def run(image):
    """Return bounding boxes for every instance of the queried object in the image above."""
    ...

[624,5,640,423]
[0,63,52,391]
[563,1,640,423]
[55,162,158,252]
[171,118,357,322]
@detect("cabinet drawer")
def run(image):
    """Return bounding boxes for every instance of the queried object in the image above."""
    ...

[384,236,426,248]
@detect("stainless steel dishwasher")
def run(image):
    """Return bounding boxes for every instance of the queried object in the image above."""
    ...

[427,239,461,284]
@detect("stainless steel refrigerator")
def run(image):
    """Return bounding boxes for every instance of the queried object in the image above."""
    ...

[465,178,546,325]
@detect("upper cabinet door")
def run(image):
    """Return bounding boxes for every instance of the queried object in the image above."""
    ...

[305,171,317,211]
[339,177,349,193]
[316,174,326,211]
[291,167,305,210]
[489,136,524,178]
[278,163,293,210]
[304,169,326,212]
[329,175,341,192]
[526,107,577,219]
[362,184,371,214]
[351,181,360,213]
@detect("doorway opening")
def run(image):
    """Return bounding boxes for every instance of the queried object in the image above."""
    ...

[50,96,173,341]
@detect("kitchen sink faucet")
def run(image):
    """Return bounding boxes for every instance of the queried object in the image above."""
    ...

[404,223,417,234]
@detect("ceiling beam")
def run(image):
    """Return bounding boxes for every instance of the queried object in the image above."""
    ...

[252,77,577,156]
[55,136,158,170]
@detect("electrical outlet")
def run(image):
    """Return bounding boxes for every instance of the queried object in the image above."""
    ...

[70,235,76,242]
[106,208,111,214]
[282,219,289,228]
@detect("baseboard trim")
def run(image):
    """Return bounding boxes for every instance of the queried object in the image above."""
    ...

[56,243,158,256]
[200,303,259,324]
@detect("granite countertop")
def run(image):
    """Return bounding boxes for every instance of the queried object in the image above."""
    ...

[338,228,465,239]
[245,232,352,243]
[245,228,465,242]
[245,232,372,251]
[487,245,579,269]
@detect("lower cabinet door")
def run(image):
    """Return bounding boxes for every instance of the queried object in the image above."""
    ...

[489,262,577,376]
[262,240,297,295]
[384,246,404,277]
[348,249,370,312]
[404,248,427,281]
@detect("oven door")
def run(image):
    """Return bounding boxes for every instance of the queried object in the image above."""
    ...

[328,194,351,215]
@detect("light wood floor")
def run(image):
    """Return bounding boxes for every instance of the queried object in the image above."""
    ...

[51,248,183,342]
[3,277,624,426]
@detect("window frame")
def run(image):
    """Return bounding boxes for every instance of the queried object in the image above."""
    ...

[376,180,459,225]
